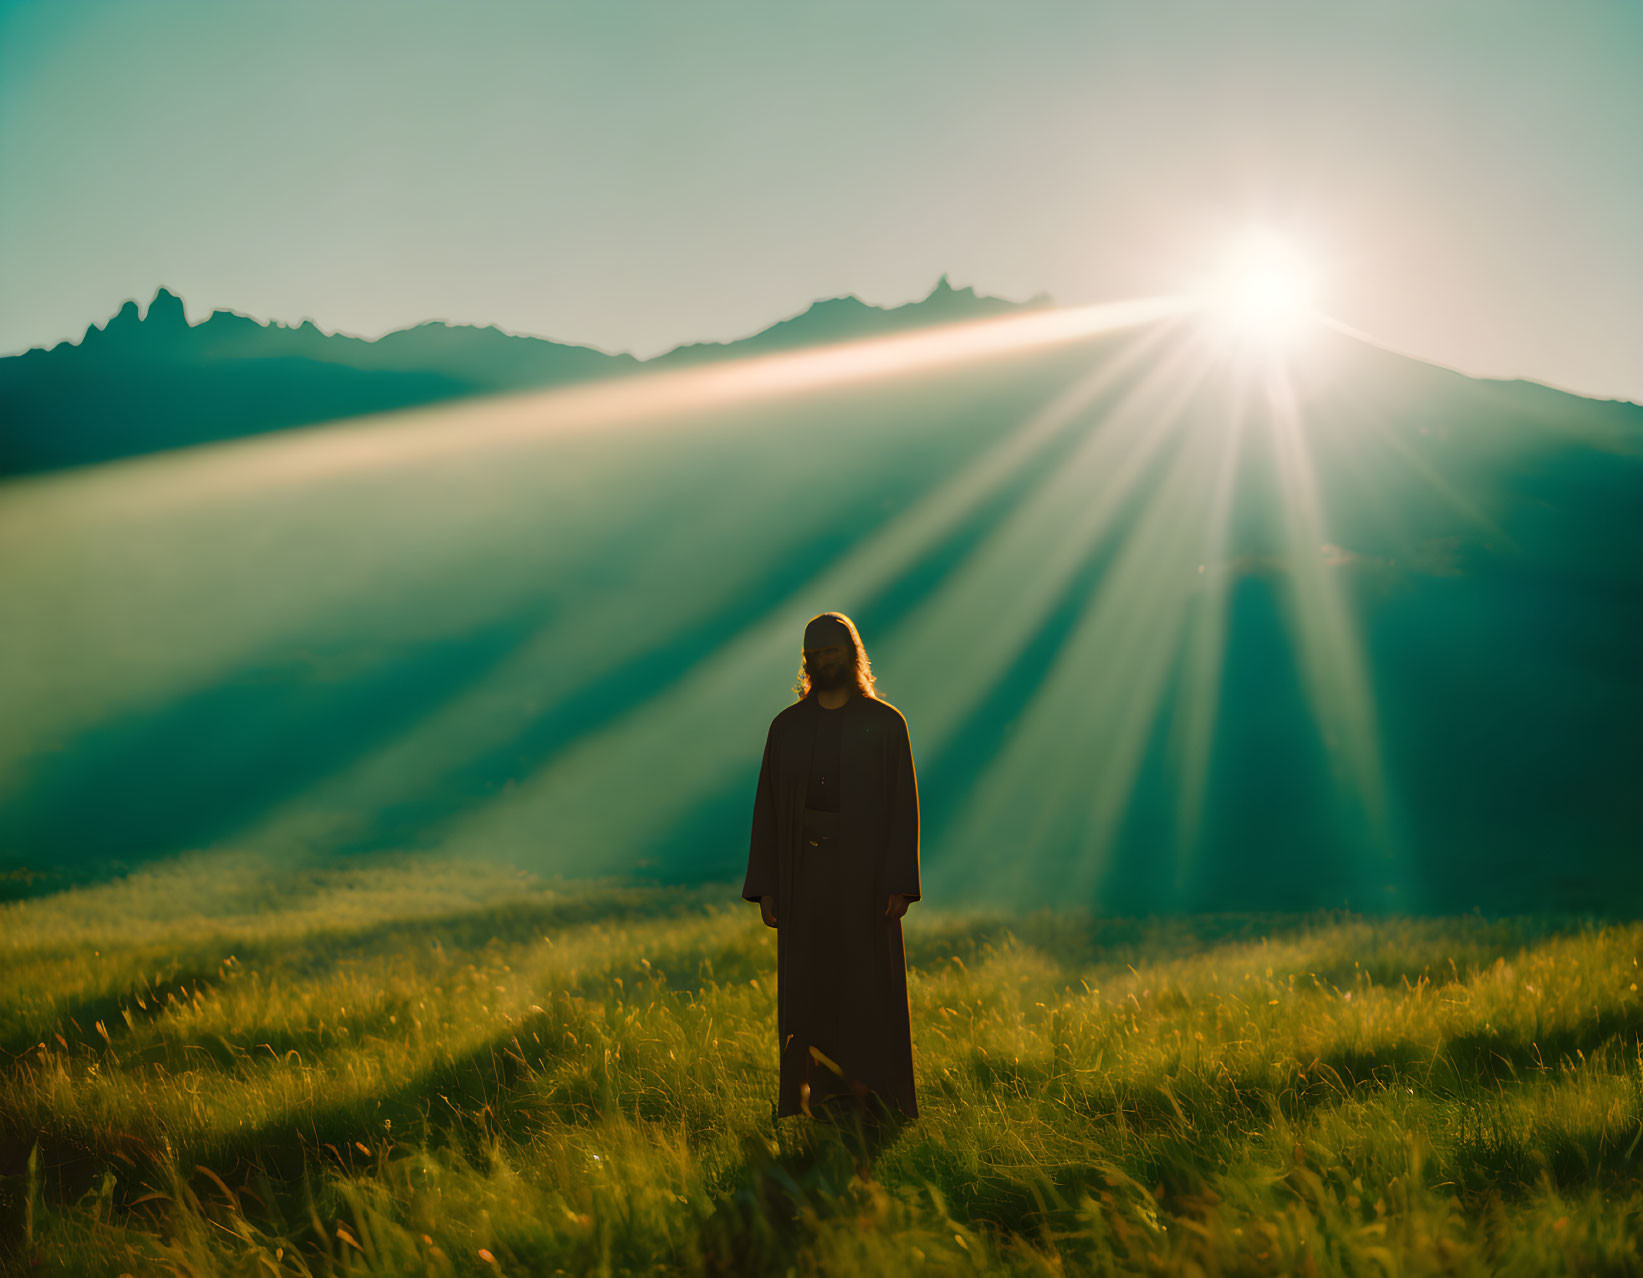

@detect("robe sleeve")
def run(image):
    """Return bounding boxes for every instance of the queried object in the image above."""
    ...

[742,718,779,902]
[885,712,922,901]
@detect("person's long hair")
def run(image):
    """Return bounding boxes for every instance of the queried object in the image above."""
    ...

[792,611,880,702]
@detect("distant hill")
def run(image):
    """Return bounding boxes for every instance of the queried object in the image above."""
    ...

[0,300,1637,915]
[0,277,1045,477]
[651,276,1047,365]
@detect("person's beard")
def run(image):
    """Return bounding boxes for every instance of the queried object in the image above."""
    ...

[810,661,849,691]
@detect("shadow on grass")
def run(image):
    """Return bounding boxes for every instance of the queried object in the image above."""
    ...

[904,908,1601,992]
[0,917,763,1207]
[933,998,1643,1240]
[0,882,727,1057]
[697,1103,916,1274]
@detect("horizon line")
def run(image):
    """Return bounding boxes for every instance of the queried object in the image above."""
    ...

[4,281,1640,411]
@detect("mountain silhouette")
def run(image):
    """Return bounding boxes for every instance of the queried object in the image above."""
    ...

[651,276,1050,365]
[0,301,1637,915]
[0,278,1041,477]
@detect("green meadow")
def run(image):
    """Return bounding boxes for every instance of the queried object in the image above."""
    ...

[2,855,1640,1276]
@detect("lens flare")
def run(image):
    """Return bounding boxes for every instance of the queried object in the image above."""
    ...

[1206,234,1318,343]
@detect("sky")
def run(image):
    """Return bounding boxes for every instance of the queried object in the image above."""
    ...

[1,0,1639,402]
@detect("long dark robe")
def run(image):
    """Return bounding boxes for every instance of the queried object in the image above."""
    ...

[742,691,922,1119]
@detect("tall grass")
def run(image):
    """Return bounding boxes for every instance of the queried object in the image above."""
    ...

[2,852,1640,1275]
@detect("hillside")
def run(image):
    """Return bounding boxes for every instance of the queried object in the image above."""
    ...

[0,306,1638,914]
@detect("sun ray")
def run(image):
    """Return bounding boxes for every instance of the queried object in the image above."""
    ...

[0,298,1183,825]
[1167,363,1253,897]
[426,314,1190,873]
[938,351,1231,904]
[1261,354,1400,881]
[0,295,1191,526]
[236,328,1179,858]
[882,329,1216,756]
[1059,374,1253,902]
[1315,385,1516,556]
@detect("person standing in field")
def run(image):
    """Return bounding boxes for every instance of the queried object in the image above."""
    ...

[742,611,921,1127]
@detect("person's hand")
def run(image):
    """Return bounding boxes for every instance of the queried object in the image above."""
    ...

[885,893,913,920]
[759,895,778,928]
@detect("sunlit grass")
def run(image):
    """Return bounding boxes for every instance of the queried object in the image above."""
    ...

[2,855,1640,1274]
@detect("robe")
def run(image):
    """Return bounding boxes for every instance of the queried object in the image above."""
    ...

[742,691,922,1119]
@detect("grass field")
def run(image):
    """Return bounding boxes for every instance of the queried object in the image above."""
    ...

[1,853,1640,1275]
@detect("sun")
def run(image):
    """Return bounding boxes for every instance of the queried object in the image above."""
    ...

[1205,233,1318,342]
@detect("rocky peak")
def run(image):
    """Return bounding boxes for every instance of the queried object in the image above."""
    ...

[144,287,188,329]
[106,299,142,330]
[924,273,976,302]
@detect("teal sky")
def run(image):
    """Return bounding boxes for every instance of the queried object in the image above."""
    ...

[2,0,1639,401]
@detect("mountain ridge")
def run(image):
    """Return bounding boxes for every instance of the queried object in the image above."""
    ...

[0,276,1051,477]
[16,274,1044,362]
[0,296,1637,912]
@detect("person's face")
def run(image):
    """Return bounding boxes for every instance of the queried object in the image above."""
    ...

[803,642,851,690]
